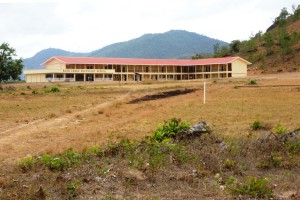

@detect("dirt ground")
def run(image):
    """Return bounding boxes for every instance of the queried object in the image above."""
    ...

[0,72,299,164]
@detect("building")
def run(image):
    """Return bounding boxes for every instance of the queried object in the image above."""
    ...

[24,56,251,83]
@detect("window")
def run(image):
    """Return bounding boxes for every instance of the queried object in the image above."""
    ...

[56,74,63,78]
[46,74,53,78]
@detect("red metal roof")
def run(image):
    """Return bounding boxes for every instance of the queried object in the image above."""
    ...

[42,56,251,66]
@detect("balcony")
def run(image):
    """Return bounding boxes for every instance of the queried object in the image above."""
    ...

[24,68,115,74]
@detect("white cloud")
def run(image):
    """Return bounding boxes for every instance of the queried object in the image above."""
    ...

[0,0,298,58]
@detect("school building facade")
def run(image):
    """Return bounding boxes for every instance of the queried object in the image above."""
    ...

[24,56,251,83]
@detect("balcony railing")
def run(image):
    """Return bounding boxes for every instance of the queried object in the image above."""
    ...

[95,78,113,81]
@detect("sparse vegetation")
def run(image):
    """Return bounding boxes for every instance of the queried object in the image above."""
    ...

[249,79,257,85]
[150,118,190,142]
[3,118,297,199]
[229,177,274,198]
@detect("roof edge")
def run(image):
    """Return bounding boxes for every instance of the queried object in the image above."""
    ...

[41,56,67,66]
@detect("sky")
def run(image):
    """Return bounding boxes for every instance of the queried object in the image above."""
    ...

[0,0,298,58]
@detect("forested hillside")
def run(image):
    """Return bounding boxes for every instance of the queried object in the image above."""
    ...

[207,5,300,73]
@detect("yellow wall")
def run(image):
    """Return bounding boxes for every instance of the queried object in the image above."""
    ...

[45,59,66,70]
[26,74,47,83]
[232,59,247,77]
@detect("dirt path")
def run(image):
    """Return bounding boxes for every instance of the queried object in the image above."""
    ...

[0,92,131,163]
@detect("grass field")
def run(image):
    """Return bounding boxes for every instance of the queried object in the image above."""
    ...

[0,73,299,163]
[0,72,299,199]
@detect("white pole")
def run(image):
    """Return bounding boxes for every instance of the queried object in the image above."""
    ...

[204,81,206,104]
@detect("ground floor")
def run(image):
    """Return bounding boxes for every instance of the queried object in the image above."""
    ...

[25,72,233,83]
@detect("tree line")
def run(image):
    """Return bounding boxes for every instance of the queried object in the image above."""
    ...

[0,43,24,83]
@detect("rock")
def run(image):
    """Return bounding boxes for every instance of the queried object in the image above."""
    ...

[175,120,211,140]
[120,168,147,181]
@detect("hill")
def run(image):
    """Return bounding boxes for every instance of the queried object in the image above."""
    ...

[23,30,227,70]
[210,6,300,74]
[23,48,88,70]
[89,30,227,59]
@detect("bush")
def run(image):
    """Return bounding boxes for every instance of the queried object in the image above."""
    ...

[274,124,288,135]
[18,156,36,171]
[45,86,60,93]
[251,120,262,130]
[249,80,257,85]
[39,148,82,171]
[150,118,190,142]
[230,177,274,198]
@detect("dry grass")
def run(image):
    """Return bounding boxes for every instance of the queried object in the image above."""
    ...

[0,73,299,164]
[0,73,299,199]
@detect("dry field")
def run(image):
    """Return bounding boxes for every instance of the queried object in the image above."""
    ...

[0,72,299,165]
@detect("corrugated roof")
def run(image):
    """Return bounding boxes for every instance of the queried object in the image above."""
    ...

[42,56,251,66]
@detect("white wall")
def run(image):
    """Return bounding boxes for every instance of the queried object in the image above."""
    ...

[231,59,248,77]
[45,59,66,70]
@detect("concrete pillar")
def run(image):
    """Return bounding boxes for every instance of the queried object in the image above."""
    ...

[84,74,86,82]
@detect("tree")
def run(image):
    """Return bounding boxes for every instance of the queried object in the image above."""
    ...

[230,40,241,53]
[274,7,289,27]
[0,43,24,82]
[263,32,274,55]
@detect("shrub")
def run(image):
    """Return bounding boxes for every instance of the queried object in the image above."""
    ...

[274,124,288,135]
[18,156,36,171]
[251,120,262,130]
[45,86,60,93]
[39,148,82,171]
[249,80,257,85]
[66,180,82,197]
[150,118,190,142]
[230,177,274,198]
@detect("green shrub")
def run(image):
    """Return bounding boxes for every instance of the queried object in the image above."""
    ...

[230,177,273,198]
[274,124,288,135]
[249,80,257,85]
[251,120,262,130]
[150,118,190,142]
[45,86,60,93]
[66,180,82,197]
[18,156,36,171]
[39,148,82,171]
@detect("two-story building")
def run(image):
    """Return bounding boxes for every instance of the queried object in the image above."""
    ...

[24,56,251,83]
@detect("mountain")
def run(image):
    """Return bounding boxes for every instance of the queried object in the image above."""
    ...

[89,30,227,59]
[23,48,88,70]
[23,30,228,70]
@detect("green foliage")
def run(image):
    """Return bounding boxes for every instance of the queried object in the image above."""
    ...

[39,148,82,171]
[191,53,212,59]
[45,86,60,93]
[249,80,257,85]
[251,120,262,130]
[213,43,230,57]
[150,118,190,142]
[263,32,274,55]
[274,7,289,27]
[292,4,300,21]
[279,30,293,55]
[274,124,288,135]
[240,39,257,53]
[230,40,241,53]
[18,156,36,171]
[66,180,82,197]
[230,177,274,198]
[0,43,24,82]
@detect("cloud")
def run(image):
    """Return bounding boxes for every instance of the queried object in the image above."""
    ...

[0,0,298,58]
